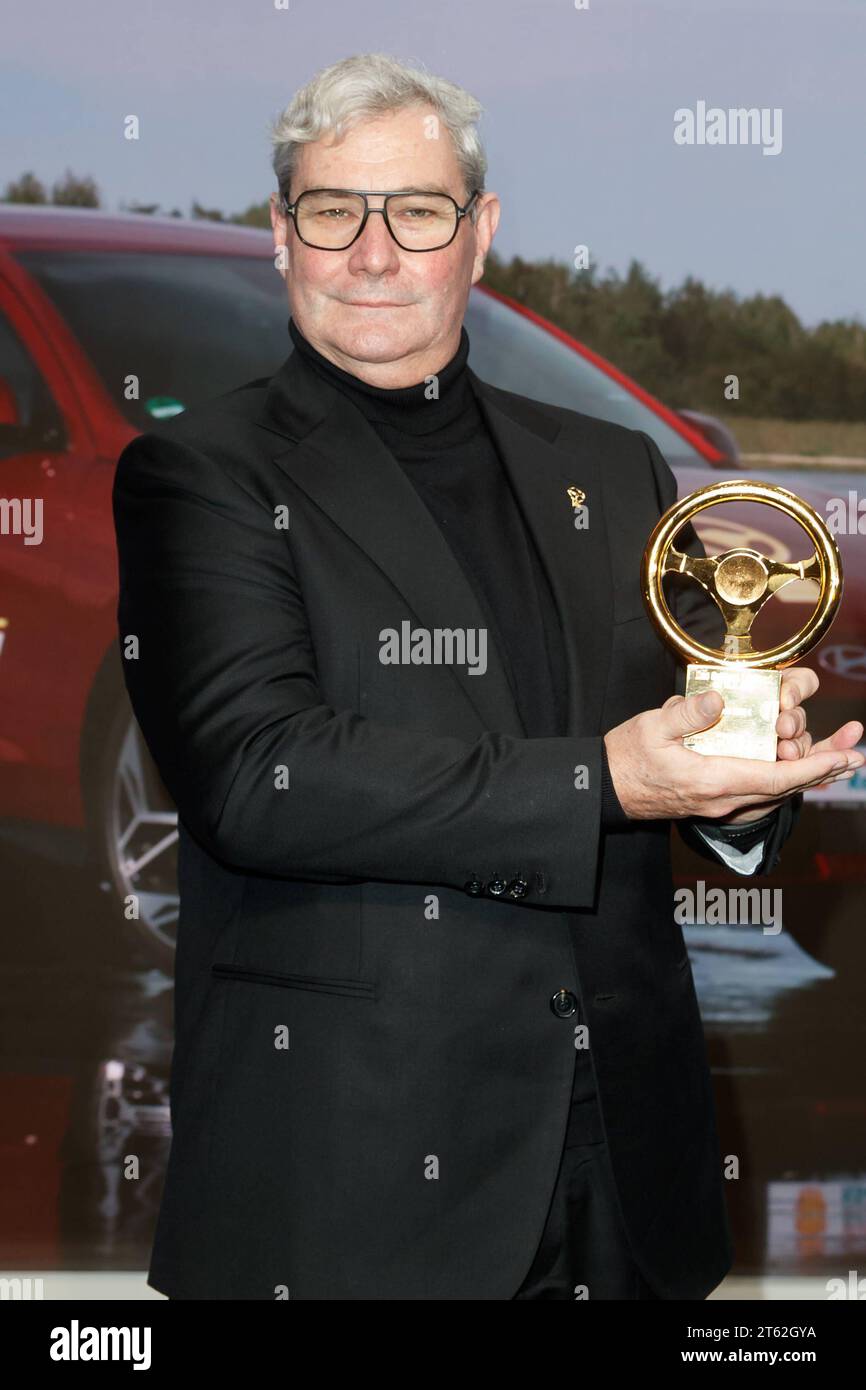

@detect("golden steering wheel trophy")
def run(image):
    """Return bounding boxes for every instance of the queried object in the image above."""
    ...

[641,480,843,761]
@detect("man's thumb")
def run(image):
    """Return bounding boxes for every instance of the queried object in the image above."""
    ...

[662,689,724,739]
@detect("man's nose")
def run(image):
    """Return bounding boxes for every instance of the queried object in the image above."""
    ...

[347,204,402,267]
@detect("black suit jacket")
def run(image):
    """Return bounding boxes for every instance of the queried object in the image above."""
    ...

[112,344,797,1300]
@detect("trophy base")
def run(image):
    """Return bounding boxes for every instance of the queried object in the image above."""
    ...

[683,665,781,762]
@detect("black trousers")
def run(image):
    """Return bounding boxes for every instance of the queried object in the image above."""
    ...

[513,1043,660,1300]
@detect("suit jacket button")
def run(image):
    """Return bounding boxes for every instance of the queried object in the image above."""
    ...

[487,876,508,897]
[550,988,577,1018]
[508,876,529,900]
[464,876,485,896]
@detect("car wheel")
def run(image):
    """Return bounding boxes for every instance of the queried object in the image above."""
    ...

[95,700,179,970]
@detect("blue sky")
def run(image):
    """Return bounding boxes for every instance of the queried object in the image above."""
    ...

[2,0,864,326]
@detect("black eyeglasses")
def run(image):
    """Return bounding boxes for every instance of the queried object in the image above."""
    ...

[279,187,480,252]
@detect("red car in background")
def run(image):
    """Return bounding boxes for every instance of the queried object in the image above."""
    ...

[0,205,863,966]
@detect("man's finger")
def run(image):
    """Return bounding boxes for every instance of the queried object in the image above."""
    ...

[809,721,865,756]
[777,731,812,760]
[776,705,807,740]
[716,746,863,801]
[660,690,723,739]
[780,667,819,708]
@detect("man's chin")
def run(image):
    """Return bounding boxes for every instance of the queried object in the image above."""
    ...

[332,326,422,365]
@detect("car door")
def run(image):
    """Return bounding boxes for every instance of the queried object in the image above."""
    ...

[0,276,98,823]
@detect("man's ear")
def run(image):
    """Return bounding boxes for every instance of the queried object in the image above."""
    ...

[471,192,501,284]
[271,193,290,280]
[270,191,287,235]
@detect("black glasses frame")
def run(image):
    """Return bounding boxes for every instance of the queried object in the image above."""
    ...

[278,187,480,252]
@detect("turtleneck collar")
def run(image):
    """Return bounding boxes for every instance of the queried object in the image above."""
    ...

[287,315,474,438]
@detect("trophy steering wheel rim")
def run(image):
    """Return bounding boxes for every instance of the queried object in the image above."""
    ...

[641,479,842,670]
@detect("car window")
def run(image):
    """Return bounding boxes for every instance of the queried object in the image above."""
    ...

[464,291,705,469]
[0,308,65,458]
[16,250,291,432]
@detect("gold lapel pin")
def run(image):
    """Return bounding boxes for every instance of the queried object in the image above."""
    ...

[567,486,586,510]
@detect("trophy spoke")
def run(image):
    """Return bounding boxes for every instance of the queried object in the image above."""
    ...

[766,552,821,594]
[718,602,758,648]
[663,548,718,591]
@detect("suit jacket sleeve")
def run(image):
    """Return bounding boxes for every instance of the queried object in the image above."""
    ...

[112,431,605,908]
[636,429,802,877]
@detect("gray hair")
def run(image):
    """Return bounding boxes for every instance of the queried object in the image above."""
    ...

[269,53,487,214]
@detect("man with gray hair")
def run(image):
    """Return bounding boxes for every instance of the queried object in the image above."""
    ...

[113,52,862,1300]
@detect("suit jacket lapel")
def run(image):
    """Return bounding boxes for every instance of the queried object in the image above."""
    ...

[468,370,613,738]
[258,349,525,735]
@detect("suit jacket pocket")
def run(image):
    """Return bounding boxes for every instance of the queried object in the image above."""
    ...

[211,962,376,999]
[229,877,364,982]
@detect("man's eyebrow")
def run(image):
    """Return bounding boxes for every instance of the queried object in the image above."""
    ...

[399,183,453,195]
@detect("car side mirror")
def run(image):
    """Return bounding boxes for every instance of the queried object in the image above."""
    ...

[677,409,741,467]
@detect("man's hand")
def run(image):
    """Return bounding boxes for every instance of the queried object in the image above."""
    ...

[721,666,863,823]
[604,667,865,822]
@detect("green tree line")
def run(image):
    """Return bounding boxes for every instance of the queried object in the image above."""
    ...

[481,253,866,422]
